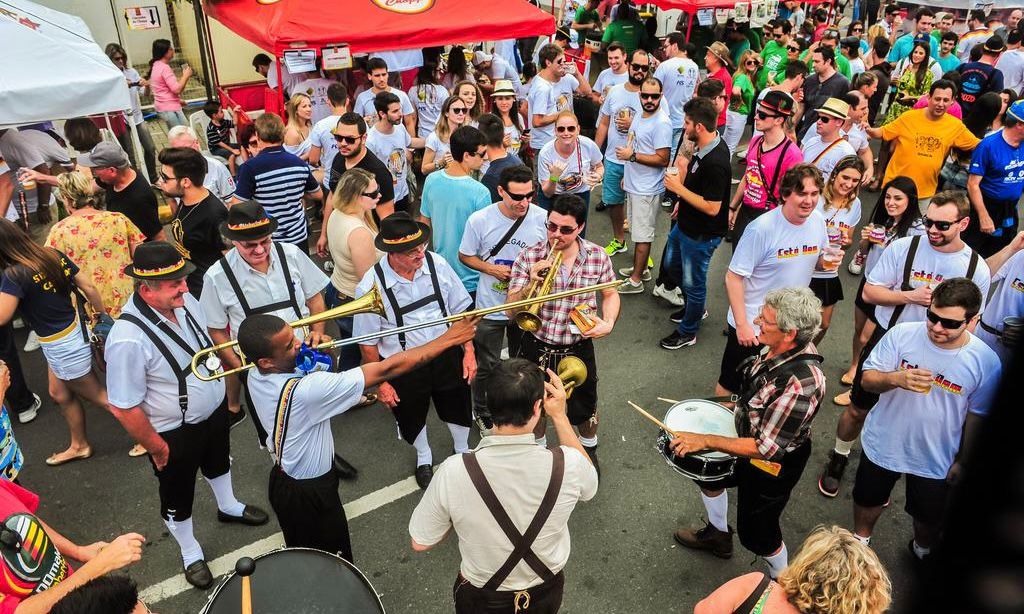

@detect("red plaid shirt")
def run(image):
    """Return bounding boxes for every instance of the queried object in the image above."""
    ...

[509,238,615,346]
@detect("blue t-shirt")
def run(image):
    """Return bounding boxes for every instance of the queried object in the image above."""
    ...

[957,62,1004,115]
[969,129,1024,201]
[0,251,79,337]
[887,33,939,63]
[935,53,961,74]
[419,171,492,292]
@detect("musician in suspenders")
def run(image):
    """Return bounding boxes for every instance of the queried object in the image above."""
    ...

[409,358,598,614]
[236,312,478,562]
[105,243,269,590]
[669,288,825,580]
[818,191,992,498]
[199,201,359,479]
[353,212,476,489]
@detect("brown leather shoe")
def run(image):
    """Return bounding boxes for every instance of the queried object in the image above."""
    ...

[673,521,734,559]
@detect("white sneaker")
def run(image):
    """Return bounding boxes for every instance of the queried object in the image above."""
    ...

[11,318,24,330]
[23,331,40,352]
[18,394,41,424]
[653,283,685,306]
[618,266,652,282]
[617,278,645,294]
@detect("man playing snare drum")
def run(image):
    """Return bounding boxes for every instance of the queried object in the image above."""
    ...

[668,287,825,580]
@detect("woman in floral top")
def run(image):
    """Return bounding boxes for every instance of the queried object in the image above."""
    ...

[46,171,144,318]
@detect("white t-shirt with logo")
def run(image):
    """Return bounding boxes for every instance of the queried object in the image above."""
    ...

[593,68,628,101]
[408,83,450,139]
[598,84,641,163]
[801,134,857,180]
[867,237,991,329]
[812,196,862,279]
[864,219,927,277]
[976,248,1024,361]
[654,56,700,129]
[528,74,580,150]
[289,77,336,124]
[623,110,673,195]
[353,87,415,120]
[459,204,548,319]
[727,206,828,332]
[366,124,412,201]
[310,114,341,188]
[862,322,1001,479]
[536,137,603,195]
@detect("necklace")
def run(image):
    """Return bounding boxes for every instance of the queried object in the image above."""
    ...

[171,197,205,260]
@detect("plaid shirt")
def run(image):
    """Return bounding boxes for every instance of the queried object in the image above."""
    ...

[509,238,615,346]
[736,344,825,461]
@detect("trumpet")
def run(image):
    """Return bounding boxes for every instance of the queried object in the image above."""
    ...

[556,356,587,399]
[190,279,622,381]
[514,246,562,332]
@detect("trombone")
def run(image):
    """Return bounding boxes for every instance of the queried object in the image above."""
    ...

[190,280,622,381]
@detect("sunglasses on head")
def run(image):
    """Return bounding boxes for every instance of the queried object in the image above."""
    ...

[506,190,535,202]
[926,309,968,329]
[640,92,661,100]
[556,125,578,133]
[546,221,578,235]
[362,189,381,199]
[923,217,962,231]
[630,63,650,71]
[334,134,361,144]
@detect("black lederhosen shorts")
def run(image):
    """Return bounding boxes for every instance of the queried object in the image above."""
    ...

[517,333,599,427]
[389,345,472,442]
[850,325,887,410]
[269,465,352,561]
[810,276,844,307]
[852,451,951,527]
[853,276,877,323]
[718,325,764,394]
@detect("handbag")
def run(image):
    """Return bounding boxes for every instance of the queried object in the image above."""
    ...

[72,286,115,372]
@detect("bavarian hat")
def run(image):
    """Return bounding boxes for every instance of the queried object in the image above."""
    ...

[124,241,195,280]
[374,211,431,253]
[759,90,795,117]
[220,199,279,241]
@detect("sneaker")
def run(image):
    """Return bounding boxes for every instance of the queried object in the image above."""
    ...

[17,394,41,424]
[605,238,627,256]
[617,278,644,294]
[673,521,734,558]
[848,251,866,275]
[660,331,697,349]
[661,197,673,210]
[22,331,40,352]
[669,309,708,324]
[818,450,849,497]
[228,408,247,429]
[653,284,685,306]
[618,266,652,282]
[595,201,607,212]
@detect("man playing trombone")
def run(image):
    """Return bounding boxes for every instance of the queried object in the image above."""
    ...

[353,212,477,489]
[507,194,619,477]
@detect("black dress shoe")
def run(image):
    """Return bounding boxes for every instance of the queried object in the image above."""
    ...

[333,453,359,480]
[184,559,213,589]
[415,464,434,490]
[595,201,607,212]
[217,504,269,526]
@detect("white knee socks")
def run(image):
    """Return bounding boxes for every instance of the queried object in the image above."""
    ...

[413,426,432,466]
[764,542,789,579]
[701,491,729,533]
[448,423,471,453]
[204,473,246,517]
[164,516,203,566]
[834,437,855,456]
[578,435,598,448]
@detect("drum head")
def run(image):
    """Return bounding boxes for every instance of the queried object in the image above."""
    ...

[663,400,737,459]
[202,548,386,614]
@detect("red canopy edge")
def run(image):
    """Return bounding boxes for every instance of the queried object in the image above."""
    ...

[647,0,830,12]
[203,0,556,56]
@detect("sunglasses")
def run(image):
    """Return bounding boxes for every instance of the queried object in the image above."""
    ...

[852,27,864,32]
[817,116,835,124]
[450,107,468,114]
[247,139,258,147]
[787,46,800,52]
[466,150,487,158]
[640,92,661,100]
[506,190,535,202]
[546,221,578,235]
[556,125,578,133]
[362,189,381,199]
[926,309,968,329]
[923,217,962,231]
[630,63,650,71]
[756,110,781,120]
[334,134,361,144]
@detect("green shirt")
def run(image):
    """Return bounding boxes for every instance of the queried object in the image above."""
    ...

[574,6,600,26]
[602,20,644,54]
[732,73,755,114]
[800,48,852,80]
[758,41,789,89]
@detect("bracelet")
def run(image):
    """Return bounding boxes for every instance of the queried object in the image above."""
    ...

[548,175,561,183]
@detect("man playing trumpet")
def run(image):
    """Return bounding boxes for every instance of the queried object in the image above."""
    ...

[507,194,619,476]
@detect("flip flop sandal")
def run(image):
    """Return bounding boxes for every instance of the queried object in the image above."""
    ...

[840,373,855,386]
[355,393,378,408]
[833,391,852,406]
[46,447,93,466]
[128,444,148,457]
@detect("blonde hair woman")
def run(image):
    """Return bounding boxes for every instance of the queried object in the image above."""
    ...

[724,49,759,154]
[696,525,892,614]
[325,168,383,372]
[421,95,469,174]
[283,93,313,160]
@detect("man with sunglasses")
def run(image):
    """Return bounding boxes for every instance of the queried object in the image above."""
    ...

[459,165,547,425]
[507,194,618,475]
[757,20,793,90]
[78,142,164,243]
[851,278,1000,562]
[528,44,593,160]
[800,97,856,180]
[819,192,991,497]
[594,49,647,252]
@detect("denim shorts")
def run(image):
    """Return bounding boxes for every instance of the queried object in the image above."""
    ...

[602,160,625,206]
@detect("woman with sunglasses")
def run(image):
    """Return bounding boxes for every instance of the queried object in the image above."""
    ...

[326,169,384,373]
[724,50,758,155]
[421,96,469,175]
[283,93,314,160]
[238,123,259,163]
[105,43,157,182]
[836,176,924,405]
[846,20,870,53]
[491,80,528,158]
[536,111,604,225]
[810,156,865,344]
[453,80,486,124]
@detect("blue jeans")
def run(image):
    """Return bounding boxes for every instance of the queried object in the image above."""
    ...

[324,285,362,371]
[158,110,187,128]
[666,226,722,335]
[670,127,683,160]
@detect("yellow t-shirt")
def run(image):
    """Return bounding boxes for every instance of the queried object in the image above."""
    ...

[879,109,980,198]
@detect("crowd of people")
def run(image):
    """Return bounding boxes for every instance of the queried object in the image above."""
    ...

[0,1,1022,612]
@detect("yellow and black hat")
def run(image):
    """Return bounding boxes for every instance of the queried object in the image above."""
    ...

[219,199,279,241]
[374,212,431,253]
[124,241,195,280]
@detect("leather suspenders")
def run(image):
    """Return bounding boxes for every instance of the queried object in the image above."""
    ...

[374,252,449,350]
[462,447,565,591]
[219,242,303,320]
[885,236,980,331]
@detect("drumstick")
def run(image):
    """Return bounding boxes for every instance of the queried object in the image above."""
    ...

[235,557,255,614]
[657,397,679,404]
[627,401,678,437]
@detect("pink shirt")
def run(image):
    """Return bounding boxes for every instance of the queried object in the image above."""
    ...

[149,60,182,112]
[913,95,963,119]
[742,135,804,210]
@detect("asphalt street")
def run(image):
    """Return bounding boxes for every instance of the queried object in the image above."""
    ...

[7,182,924,613]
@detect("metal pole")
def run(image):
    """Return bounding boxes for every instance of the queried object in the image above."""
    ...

[685,10,694,43]
[192,0,214,100]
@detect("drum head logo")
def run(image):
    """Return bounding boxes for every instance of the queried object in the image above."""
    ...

[372,0,435,14]
[0,513,70,596]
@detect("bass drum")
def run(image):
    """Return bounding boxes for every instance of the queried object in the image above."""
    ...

[656,399,738,482]
[201,547,386,614]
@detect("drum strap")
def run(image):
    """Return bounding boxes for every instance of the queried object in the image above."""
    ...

[462,447,564,591]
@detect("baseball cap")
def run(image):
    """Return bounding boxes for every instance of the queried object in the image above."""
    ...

[1007,99,1024,123]
[78,141,129,169]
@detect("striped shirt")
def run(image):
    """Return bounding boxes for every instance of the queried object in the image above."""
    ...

[233,146,319,244]
[205,118,233,150]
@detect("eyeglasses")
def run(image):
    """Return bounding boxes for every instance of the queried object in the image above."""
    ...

[506,190,535,202]
[756,110,781,120]
[334,134,361,144]
[247,139,258,147]
[630,63,650,71]
[754,312,778,328]
[556,125,578,133]
[640,92,662,100]
[546,221,578,235]
[765,33,778,39]
[926,309,968,329]
[450,107,468,115]
[923,217,963,231]
[158,172,178,183]
[362,189,381,199]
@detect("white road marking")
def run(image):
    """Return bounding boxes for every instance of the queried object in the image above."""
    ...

[139,475,421,605]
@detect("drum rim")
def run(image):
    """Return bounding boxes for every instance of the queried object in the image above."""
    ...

[663,400,737,459]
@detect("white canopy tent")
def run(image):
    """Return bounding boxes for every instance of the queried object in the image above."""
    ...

[0,0,131,128]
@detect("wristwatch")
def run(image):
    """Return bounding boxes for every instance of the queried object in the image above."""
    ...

[629,152,637,163]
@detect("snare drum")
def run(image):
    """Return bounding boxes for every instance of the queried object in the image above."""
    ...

[201,547,386,613]
[656,400,738,482]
